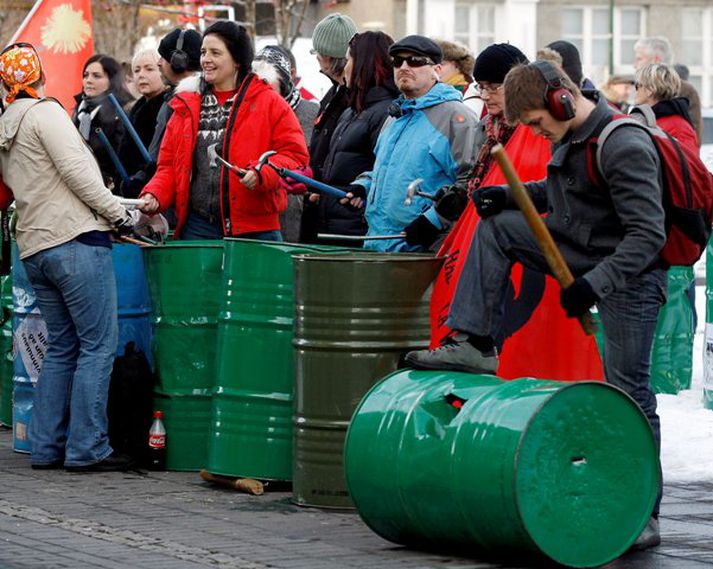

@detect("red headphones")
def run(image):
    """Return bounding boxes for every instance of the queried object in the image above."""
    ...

[531,60,576,121]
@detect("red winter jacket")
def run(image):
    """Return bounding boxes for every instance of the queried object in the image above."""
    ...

[656,114,699,154]
[142,74,309,237]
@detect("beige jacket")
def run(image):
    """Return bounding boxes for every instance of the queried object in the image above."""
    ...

[0,98,127,259]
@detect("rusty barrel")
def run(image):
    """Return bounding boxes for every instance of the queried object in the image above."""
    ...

[292,252,442,508]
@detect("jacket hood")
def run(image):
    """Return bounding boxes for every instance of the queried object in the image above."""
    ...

[174,74,201,95]
[652,97,694,128]
[0,98,43,151]
[395,82,462,113]
[170,74,274,113]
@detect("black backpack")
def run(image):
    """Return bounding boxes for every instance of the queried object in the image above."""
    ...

[107,342,155,464]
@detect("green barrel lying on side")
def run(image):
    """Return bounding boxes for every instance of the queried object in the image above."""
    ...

[293,252,443,508]
[345,370,659,568]
[145,240,224,471]
[207,240,348,480]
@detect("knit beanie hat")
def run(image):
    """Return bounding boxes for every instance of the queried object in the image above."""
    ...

[158,28,203,72]
[473,43,528,84]
[312,13,358,58]
[545,40,583,87]
[254,45,293,96]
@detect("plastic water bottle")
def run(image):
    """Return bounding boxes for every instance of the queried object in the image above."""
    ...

[148,410,167,471]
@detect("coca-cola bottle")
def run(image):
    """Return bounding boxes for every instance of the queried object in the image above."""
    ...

[147,410,167,471]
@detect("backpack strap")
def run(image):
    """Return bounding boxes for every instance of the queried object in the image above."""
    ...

[628,104,657,128]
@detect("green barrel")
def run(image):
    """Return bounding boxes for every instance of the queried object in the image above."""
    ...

[345,370,659,568]
[145,240,224,471]
[706,241,713,409]
[0,274,12,426]
[207,240,348,480]
[293,252,443,508]
[593,267,695,395]
[650,266,694,394]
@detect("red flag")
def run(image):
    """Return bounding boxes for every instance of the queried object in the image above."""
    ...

[430,125,604,382]
[9,0,93,112]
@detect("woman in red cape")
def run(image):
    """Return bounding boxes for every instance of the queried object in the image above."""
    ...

[429,48,603,381]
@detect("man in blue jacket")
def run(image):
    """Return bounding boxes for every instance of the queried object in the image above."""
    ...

[345,35,478,252]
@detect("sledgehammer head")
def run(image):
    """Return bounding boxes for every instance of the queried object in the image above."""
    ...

[404,178,425,206]
[207,143,220,168]
[254,150,278,173]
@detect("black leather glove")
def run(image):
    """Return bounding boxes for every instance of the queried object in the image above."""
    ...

[345,184,367,200]
[472,185,507,218]
[433,184,468,222]
[114,210,135,236]
[560,277,599,318]
[404,215,440,248]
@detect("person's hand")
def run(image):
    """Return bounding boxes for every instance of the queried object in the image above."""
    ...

[307,192,320,204]
[472,185,507,218]
[560,277,599,318]
[340,184,367,209]
[114,209,135,236]
[242,169,258,190]
[404,215,440,248]
[433,184,468,221]
[280,166,312,195]
[139,193,160,214]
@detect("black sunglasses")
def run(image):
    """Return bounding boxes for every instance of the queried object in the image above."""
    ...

[391,55,435,69]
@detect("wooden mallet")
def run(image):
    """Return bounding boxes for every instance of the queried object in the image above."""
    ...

[491,144,596,336]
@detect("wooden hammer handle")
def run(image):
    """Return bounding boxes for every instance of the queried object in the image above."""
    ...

[491,144,596,336]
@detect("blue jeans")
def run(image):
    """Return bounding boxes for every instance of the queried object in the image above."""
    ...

[449,212,667,515]
[23,240,118,467]
[180,210,283,242]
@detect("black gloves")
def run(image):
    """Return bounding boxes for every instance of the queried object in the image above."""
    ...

[114,210,135,236]
[404,215,440,248]
[433,184,468,222]
[345,184,367,200]
[472,185,507,218]
[560,277,599,318]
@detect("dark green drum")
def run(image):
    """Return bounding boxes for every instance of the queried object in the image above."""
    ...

[292,252,442,508]
[345,369,660,568]
[145,241,223,471]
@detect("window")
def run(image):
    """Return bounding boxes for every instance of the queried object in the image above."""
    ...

[561,6,645,85]
[682,7,713,107]
[454,3,496,53]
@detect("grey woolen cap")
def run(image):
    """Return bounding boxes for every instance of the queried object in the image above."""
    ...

[312,13,358,58]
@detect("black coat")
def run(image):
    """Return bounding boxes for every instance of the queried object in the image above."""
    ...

[118,93,166,179]
[72,91,132,189]
[315,85,399,237]
[308,82,350,181]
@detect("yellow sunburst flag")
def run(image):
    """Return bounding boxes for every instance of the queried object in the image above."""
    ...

[40,4,91,55]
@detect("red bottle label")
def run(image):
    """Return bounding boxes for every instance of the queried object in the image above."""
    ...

[149,434,166,449]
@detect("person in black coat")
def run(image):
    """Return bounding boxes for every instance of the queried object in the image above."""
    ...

[72,54,134,191]
[316,31,400,240]
[117,49,168,198]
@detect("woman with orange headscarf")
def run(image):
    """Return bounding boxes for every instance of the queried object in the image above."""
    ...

[0,43,134,472]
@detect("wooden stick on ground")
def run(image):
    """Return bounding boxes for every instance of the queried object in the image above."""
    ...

[491,144,596,336]
[199,469,265,495]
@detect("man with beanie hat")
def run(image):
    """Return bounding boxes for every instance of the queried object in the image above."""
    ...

[342,34,479,252]
[122,28,203,202]
[545,40,596,89]
[301,13,358,241]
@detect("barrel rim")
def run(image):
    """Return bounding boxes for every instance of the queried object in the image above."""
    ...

[293,253,445,263]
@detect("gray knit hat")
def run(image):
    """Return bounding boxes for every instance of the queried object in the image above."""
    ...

[312,13,358,58]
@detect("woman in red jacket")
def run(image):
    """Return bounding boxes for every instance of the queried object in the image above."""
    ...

[140,21,309,240]
[634,63,699,152]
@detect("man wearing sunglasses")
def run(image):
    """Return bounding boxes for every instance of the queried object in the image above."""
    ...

[344,35,478,252]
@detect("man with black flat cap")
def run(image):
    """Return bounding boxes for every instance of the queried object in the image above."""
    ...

[343,34,478,252]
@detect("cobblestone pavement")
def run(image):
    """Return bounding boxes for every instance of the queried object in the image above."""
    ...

[1,427,712,569]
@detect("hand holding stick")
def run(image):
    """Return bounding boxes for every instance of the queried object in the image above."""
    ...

[491,144,596,336]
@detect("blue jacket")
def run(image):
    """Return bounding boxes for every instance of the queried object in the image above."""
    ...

[353,82,478,252]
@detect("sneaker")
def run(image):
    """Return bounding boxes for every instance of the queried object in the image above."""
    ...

[629,517,661,551]
[405,337,498,374]
[65,452,134,473]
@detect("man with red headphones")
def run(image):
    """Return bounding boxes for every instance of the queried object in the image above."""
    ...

[407,60,666,551]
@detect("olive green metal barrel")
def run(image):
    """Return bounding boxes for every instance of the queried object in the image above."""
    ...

[345,370,659,568]
[0,274,12,426]
[207,240,348,480]
[145,241,224,471]
[293,253,443,508]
